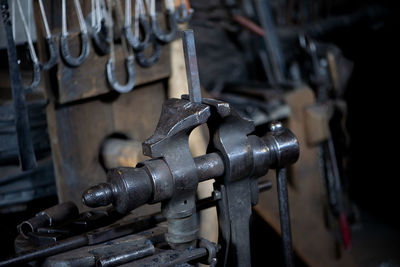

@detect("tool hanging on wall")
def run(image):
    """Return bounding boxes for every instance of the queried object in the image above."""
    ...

[1,0,37,171]
[148,0,177,43]
[124,0,150,52]
[106,0,136,93]
[14,0,41,93]
[134,0,162,68]
[89,0,111,55]
[60,0,91,67]
[299,34,351,251]
[175,0,193,23]
[37,0,58,70]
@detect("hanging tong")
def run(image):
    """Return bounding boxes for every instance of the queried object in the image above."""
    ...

[148,0,177,44]
[106,0,136,93]
[135,0,161,67]
[60,0,91,67]
[124,0,151,52]
[15,0,41,93]
[176,0,193,23]
[90,0,111,55]
[37,0,58,70]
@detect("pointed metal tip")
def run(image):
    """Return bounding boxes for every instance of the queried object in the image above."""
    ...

[82,183,114,207]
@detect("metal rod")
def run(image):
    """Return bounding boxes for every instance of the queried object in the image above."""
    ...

[276,167,294,267]
[16,0,38,62]
[181,29,202,103]
[38,0,51,38]
[61,0,67,35]
[0,0,37,171]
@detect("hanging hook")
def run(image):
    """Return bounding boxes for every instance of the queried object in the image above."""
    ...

[106,0,136,93]
[90,0,111,55]
[148,0,177,44]
[136,36,161,67]
[176,0,193,23]
[124,0,151,52]
[37,0,58,70]
[60,0,91,67]
[15,0,41,93]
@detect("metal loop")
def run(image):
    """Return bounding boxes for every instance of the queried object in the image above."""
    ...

[124,0,151,52]
[15,0,41,93]
[176,1,193,23]
[136,36,161,67]
[90,0,111,55]
[149,0,177,44]
[106,0,136,93]
[41,36,58,70]
[106,55,136,93]
[60,0,91,67]
[38,0,58,70]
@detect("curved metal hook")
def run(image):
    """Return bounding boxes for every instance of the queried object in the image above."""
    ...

[41,36,58,70]
[91,22,110,55]
[89,0,111,55]
[124,0,151,52]
[60,0,91,67]
[176,1,193,23]
[106,55,136,93]
[149,0,177,44]
[38,0,58,70]
[136,36,161,67]
[15,0,41,93]
[106,0,136,93]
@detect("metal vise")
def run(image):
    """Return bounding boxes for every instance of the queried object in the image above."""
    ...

[82,30,299,266]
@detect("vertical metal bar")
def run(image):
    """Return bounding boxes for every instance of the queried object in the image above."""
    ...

[254,0,286,83]
[181,29,202,103]
[38,0,51,38]
[1,0,37,171]
[276,167,294,267]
